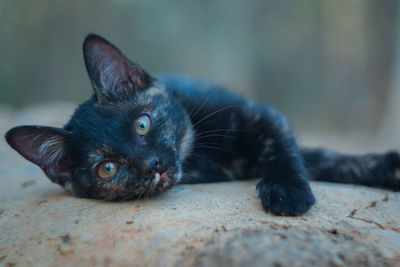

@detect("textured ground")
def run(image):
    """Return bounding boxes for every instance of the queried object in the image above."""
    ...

[0,103,399,267]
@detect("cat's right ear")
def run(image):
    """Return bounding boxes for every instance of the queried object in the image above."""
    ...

[5,126,74,186]
[83,34,154,104]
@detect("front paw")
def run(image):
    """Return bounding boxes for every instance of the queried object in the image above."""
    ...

[256,180,315,216]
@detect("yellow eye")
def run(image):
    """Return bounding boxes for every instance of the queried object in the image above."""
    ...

[135,114,151,135]
[97,161,118,179]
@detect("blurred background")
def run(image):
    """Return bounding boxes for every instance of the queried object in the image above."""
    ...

[1,0,400,151]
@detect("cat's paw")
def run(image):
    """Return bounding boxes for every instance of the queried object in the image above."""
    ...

[256,180,315,216]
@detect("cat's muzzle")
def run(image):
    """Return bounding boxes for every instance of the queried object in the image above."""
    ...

[152,171,169,185]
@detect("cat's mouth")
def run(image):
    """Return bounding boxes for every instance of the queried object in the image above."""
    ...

[150,167,180,188]
[91,167,181,201]
[152,170,169,185]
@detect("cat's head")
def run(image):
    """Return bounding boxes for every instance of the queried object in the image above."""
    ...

[6,34,194,200]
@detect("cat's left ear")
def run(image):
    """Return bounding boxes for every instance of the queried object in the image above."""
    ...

[5,126,74,186]
[83,34,155,103]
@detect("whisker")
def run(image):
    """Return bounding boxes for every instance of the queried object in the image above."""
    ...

[191,105,240,129]
[189,93,211,118]
[195,134,235,140]
[194,145,234,153]
[193,141,226,146]
[195,128,237,135]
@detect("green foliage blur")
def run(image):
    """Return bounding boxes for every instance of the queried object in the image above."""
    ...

[0,0,398,134]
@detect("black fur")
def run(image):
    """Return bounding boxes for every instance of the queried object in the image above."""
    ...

[5,34,400,216]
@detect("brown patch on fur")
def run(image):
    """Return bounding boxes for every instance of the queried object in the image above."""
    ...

[99,183,128,200]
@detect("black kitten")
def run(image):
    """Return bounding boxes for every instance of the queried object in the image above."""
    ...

[6,34,400,216]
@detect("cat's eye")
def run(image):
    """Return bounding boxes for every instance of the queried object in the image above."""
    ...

[97,161,118,179]
[135,114,151,135]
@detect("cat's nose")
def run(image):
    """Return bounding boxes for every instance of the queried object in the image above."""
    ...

[144,157,164,174]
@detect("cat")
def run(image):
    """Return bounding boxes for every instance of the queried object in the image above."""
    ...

[5,34,400,216]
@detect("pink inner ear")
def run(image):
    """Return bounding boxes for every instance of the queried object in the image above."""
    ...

[83,34,153,97]
[6,126,73,184]
[88,40,131,87]
[6,126,66,167]
[93,40,130,79]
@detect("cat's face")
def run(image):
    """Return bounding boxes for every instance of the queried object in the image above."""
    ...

[6,34,194,201]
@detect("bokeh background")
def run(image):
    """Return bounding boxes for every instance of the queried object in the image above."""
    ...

[1,0,400,150]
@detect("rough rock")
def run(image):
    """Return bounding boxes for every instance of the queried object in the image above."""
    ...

[0,103,399,267]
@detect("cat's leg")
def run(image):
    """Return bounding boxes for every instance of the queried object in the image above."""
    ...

[241,104,315,216]
[302,148,400,189]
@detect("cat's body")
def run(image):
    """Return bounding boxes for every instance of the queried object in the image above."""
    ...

[6,34,400,216]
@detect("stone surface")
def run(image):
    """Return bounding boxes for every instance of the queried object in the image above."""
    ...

[0,103,399,267]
